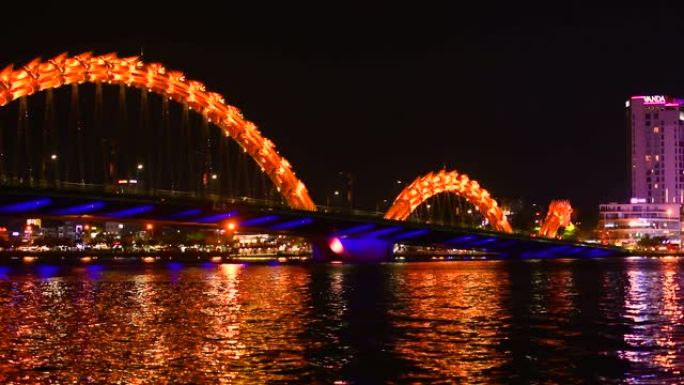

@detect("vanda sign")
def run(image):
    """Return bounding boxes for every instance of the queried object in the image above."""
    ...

[643,95,667,104]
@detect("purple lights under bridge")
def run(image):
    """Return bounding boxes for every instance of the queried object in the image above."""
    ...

[0,187,625,262]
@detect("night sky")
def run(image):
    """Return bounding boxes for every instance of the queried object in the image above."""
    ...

[3,2,684,223]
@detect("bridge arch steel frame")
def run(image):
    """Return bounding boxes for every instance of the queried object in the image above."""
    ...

[385,169,513,233]
[0,52,316,210]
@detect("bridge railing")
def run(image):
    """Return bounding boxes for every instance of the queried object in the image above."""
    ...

[0,179,391,217]
[0,180,532,233]
[0,179,292,208]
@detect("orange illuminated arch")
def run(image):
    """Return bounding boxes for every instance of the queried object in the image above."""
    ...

[385,169,513,233]
[0,52,316,210]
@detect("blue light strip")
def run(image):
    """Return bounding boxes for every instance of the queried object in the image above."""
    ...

[364,226,403,238]
[392,229,429,241]
[446,235,478,245]
[585,248,613,257]
[521,245,574,259]
[196,210,239,223]
[240,215,280,227]
[51,201,105,216]
[490,240,518,248]
[469,237,497,246]
[0,198,52,213]
[165,209,202,220]
[104,205,155,218]
[271,218,314,230]
[332,224,376,237]
[566,246,588,255]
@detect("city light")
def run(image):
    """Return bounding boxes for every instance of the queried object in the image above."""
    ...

[146,223,153,231]
[226,222,237,231]
[329,237,345,255]
[50,154,57,160]
[137,163,144,170]
[211,174,218,180]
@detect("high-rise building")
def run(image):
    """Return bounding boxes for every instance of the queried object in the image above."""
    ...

[596,95,684,247]
[628,95,684,203]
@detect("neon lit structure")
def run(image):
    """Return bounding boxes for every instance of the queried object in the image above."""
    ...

[538,200,573,238]
[0,52,316,211]
[385,169,574,237]
[385,169,513,233]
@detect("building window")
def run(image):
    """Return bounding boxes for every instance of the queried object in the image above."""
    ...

[654,126,660,133]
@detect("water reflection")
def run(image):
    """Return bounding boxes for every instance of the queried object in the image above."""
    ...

[1,259,684,383]
[391,261,511,382]
[620,258,684,383]
[0,264,312,383]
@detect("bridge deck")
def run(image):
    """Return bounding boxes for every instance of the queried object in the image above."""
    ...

[0,186,625,259]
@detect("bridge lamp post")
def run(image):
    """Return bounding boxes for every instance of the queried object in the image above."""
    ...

[224,221,237,247]
[50,154,59,186]
[136,164,144,191]
[210,174,218,195]
[333,190,341,209]
[145,223,154,241]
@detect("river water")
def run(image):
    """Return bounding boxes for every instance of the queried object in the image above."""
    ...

[0,257,683,384]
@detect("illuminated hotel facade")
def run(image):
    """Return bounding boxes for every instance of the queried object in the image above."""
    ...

[628,95,684,203]
[598,95,684,247]
[598,200,681,247]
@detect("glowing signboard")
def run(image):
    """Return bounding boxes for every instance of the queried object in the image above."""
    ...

[643,95,667,104]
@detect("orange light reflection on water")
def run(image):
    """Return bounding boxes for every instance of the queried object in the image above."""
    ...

[391,261,511,382]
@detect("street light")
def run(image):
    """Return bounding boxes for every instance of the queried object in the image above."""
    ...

[50,154,59,186]
[137,164,144,170]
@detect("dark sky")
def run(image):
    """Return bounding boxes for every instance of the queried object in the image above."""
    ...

[3,1,684,222]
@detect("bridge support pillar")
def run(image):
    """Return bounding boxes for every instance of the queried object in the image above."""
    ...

[312,237,395,263]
